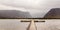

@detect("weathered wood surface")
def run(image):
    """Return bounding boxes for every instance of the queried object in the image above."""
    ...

[27,20,37,30]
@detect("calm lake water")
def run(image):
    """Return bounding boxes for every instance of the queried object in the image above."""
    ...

[0,19,60,30]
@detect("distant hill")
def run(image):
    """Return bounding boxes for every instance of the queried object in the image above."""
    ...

[44,8,60,18]
[0,10,32,18]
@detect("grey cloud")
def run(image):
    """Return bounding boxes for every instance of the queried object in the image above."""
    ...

[0,0,60,18]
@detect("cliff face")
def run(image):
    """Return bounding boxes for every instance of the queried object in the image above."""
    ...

[0,10,32,18]
[44,8,60,18]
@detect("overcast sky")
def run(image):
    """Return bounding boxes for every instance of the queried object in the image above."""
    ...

[0,0,60,18]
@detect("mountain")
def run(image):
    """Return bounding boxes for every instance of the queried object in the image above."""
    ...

[0,10,32,18]
[44,8,60,18]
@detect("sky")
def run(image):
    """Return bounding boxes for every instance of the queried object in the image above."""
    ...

[0,0,60,18]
